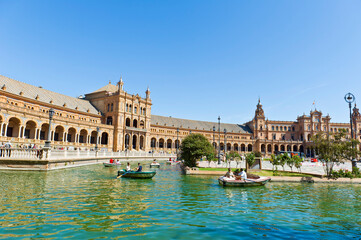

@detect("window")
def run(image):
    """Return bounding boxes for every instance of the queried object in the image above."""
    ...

[134,107,137,114]
[272,126,274,131]
[111,103,113,111]
[273,134,276,140]
[107,104,110,112]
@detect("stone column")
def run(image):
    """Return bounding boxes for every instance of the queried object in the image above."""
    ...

[22,126,26,138]
[4,124,8,137]
[0,123,3,136]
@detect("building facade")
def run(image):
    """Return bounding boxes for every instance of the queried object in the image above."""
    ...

[1,75,360,156]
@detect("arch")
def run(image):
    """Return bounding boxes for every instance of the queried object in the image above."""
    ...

[167,139,172,149]
[39,123,49,140]
[159,138,165,148]
[234,143,239,151]
[267,144,272,153]
[151,137,156,148]
[79,129,88,143]
[261,144,266,153]
[274,144,279,153]
[54,125,65,141]
[280,145,285,151]
[175,140,180,149]
[220,143,224,151]
[125,134,130,149]
[126,118,131,127]
[213,142,217,149]
[299,145,304,153]
[106,116,113,125]
[140,135,144,150]
[226,143,231,151]
[241,144,246,152]
[7,117,21,137]
[101,132,108,145]
[307,134,311,141]
[140,120,145,129]
[90,130,97,144]
[24,120,37,139]
[133,119,138,128]
[287,145,291,152]
[247,144,252,152]
[293,145,298,152]
[132,135,137,149]
[67,127,77,142]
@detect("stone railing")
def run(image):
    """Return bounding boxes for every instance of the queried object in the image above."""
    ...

[0,148,41,159]
[0,148,176,160]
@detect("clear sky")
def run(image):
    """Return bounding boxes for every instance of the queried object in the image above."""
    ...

[1,0,361,124]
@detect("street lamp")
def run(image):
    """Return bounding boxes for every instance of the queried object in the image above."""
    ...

[218,116,221,164]
[95,126,100,152]
[224,128,227,156]
[344,93,357,168]
[44,108,55,149]
[176,128,179,159]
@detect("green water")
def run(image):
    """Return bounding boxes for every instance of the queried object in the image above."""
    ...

[1,162,361,239]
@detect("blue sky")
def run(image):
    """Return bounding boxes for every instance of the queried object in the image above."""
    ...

[1,0,361,124]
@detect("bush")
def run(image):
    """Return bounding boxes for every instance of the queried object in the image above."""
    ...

[254,151,262,158]
[180,134,214,168]
[330,168,361,179]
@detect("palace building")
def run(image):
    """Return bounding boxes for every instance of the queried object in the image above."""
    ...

[1,74,360,157]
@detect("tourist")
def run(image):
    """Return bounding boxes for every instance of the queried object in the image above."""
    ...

[153,159,158,164]
[223,168,235,179]
[126,162,131,171]
[116,159,120,164]
[110,159,114,163]
[239,168,247,181]
[135,163,142,172]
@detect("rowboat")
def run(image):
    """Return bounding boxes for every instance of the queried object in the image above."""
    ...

[218,176,271,187]
[150,163,160,168]
[103,162,122,167]
[117,170,156,179]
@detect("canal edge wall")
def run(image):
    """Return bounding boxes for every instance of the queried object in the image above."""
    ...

[0,155,172,171]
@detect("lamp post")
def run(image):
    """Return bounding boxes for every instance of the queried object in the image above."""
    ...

[176,128,179,159]
[344,93,357,168]
[218,116,221,164]
[44,108,55,149]
[224,128,227,157]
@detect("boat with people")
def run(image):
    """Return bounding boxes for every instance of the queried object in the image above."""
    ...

[218,176,271,187]
[103,162,122,167]
[117,170,156,179]
[150,162,160,168]
[103,159,121,167]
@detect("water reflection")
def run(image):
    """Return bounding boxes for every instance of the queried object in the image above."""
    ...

[1,163,361,239]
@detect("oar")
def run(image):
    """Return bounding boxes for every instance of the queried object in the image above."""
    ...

[116,170,129,179]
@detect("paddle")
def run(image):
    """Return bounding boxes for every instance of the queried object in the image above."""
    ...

[116,170,129,179]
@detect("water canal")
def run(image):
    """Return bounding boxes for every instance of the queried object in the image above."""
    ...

[1,162,360,239]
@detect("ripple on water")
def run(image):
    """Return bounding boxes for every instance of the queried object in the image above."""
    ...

[1,164,361,239]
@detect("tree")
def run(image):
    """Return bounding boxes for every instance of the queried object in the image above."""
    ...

[312,130,360,177]
[279,153,289,171]
[270,154,280,170]
[207,149,218,167]
[292,155,303,173]
[227,151,240,168]
[245,152,255,170]
[287,155,295,172]
[180,134,214,168]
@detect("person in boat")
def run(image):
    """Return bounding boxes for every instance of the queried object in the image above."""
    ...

[236,168,247,181]
[116,159,120,164]
[135,163,142,172]
[223,168,235,179]
[110,159,114,163]
[152,159,158,164]
[126,162,131,172]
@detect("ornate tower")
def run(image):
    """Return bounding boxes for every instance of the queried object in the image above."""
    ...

[253,98,266,139]
[146,86,150,99]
